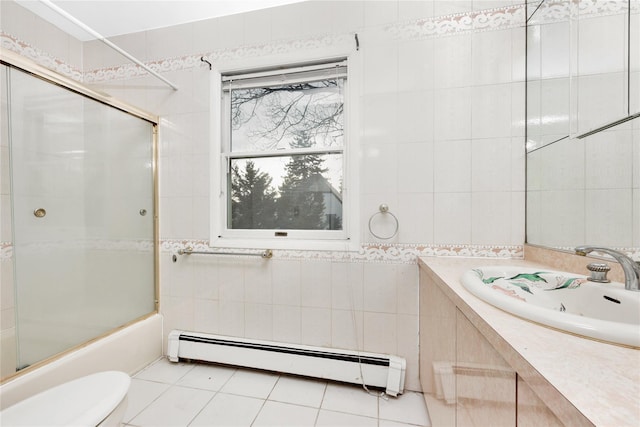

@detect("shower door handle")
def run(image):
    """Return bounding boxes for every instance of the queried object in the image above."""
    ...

[33,208,46,218]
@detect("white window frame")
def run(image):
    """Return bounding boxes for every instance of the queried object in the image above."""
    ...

[210,46,361,251]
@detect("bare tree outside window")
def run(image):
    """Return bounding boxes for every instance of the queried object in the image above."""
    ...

[228,77,344,231]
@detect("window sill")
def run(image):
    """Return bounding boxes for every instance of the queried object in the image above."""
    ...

[210,236,360,252]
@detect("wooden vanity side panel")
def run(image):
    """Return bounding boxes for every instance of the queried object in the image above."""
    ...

[456,309,517,427]
[517,375,565,427]
[420,269,457,427]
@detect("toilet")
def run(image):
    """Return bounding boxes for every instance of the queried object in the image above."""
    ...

[0,371,130,426]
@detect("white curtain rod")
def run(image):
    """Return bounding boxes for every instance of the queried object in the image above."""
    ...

[39,0,178,91]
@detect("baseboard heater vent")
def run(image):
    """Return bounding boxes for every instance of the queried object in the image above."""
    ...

[167,330,406,396]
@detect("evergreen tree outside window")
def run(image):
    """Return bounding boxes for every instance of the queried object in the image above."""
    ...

[220,61,348,241]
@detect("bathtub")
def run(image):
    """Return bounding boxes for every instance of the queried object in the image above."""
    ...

[0,314,162,409]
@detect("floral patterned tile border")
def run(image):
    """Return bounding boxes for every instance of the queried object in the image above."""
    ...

[528,0,638,26]
[161,239,524,264]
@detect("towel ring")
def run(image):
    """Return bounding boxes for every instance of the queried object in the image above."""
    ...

[368,204,399,240]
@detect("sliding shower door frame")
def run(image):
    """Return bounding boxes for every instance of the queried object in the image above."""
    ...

[0,48,160,381]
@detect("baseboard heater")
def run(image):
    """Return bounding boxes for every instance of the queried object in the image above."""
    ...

[167,330,406,396]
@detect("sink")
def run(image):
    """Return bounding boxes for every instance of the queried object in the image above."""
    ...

[461,266,640,348]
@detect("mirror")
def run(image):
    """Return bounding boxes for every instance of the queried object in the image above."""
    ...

[526,0,640,257]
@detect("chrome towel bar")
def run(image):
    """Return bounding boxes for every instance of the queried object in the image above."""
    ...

[173,246,273,262]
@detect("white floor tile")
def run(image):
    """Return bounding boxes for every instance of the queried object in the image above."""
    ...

[176,363,237,391]
[379,420,426,427]
[268,375,327,408]
[129,385,214,426]
[252,401,319,427]
[321,383,379,418]
[220,369,279,399]
[316,409,378,426]
[134,357,194,384]
[379,391,431,426]
[123,379,170,423]
[189,392,264,426]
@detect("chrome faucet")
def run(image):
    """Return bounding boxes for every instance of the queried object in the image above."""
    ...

[575,246,640,291]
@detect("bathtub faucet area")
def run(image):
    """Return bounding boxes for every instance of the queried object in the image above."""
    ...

[575,246,640,291]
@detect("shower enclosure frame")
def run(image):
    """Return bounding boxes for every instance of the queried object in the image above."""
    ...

[0,48,160,382]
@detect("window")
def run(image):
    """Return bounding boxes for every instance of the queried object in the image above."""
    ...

[211,56,360,251]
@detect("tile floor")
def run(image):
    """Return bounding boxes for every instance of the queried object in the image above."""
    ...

[123,357,431,427]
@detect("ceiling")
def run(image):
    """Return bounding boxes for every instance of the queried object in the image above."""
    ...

[17,0,307,41]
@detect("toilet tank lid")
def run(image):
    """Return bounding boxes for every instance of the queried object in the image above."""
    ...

[0,371,131,426]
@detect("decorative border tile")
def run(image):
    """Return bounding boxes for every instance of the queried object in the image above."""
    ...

[162,239,524,264]
[1,242,12,261]
[0,32,82,81]
[385,4,526,41]
[528,0,638,25]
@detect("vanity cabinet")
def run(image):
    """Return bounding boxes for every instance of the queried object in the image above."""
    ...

[420,270,516,426]
[517,376,564,427]
[419,268,564,427]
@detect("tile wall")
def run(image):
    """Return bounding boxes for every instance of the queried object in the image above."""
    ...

[0,0,527,390]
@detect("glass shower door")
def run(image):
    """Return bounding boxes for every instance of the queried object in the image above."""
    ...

[8,66,156,369]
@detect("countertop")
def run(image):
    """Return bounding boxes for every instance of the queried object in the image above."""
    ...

[418,256,640,427]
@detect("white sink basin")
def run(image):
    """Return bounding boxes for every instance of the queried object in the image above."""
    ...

[461,266,640,348]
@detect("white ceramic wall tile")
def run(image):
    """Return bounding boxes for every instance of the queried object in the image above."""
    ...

[218,300,245,337]
[193,299,220,334]
[272,305,302,344]
[272,260,302,306]
[396,264,419,316]
[244,303,273,340]
[577,13,627,76]
[362,93,399,145]
[577,72,627,135]
[434,1,473,17]
[363,263,397,314]
[189,392,264,427]
[396,314,420,392]
[363,43,399,95]
[331,262,364,311]
[363,311,397,354]
[130,385,215,426]
[360,193,399,243]
[471,137,513,192]
[398,39,434,91]
[300,261,332,309]
[324,0,365,34]
[192,196,211,241]
[269,376,327,407]
[510,191,526,246]
[397,90,435,143]
[161,296,195,337]
[397,142,435,194]
[537,139,585,191]
[361,144,399,195]
[539,190,585,247]
[433,192,472,244]
[321,383,379,418]
[217,258,245,302]
[399,0,435,21]
[539,77,570,140]
[192,257,219,300]
[585,129,633,190]
[331,309,363,350]
[540,21,570,79]
[472,29,513,85]
[511,27,526,83]
[471,192,513,245]
[243,260,272,304]
[527,24,541,80]
[434,140,472,192]
[474,0,518,10]
[397,193,434,244]
[434,34,473,89]
[585,189,633,247]
[434,88,472,141]
[243,8,272,46]
[472,83,513,138]
[301,307,332,347]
